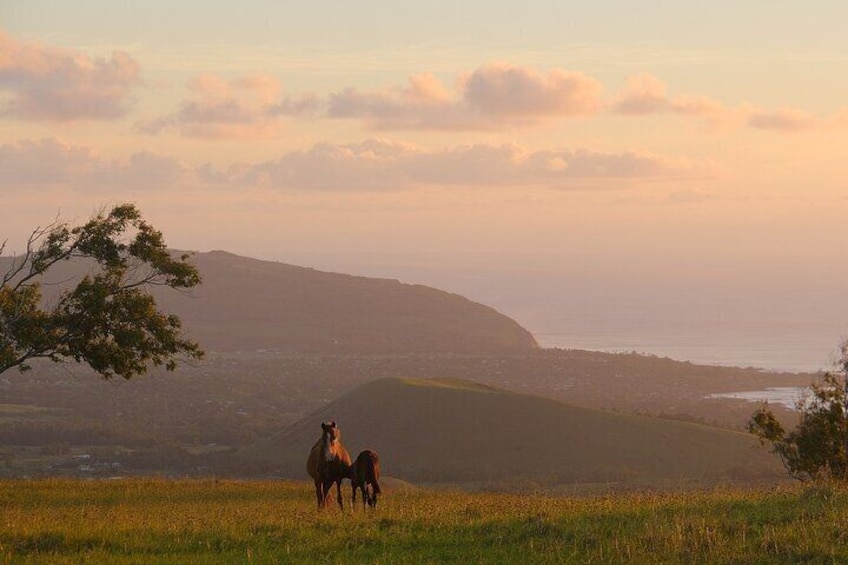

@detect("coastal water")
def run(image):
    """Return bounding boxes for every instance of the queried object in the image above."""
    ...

[706,388,806,410]
[534,327,845,374]
[536,329,831,409]
[288,251,848,375]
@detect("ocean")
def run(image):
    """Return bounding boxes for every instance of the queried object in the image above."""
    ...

[533,327,845,374]
[285,252,848,375]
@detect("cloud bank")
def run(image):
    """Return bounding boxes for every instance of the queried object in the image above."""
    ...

[132,60,844,138]
[0,138,187,190]
[2,138,715,194]
[1,28,841,140]
[612,73,848,133]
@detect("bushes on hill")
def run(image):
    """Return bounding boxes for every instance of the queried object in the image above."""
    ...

[748,340,848,481]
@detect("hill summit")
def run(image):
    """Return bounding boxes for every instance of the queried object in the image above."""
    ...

[160,251,538,353]
[246,377,783,488]
[1,250,537,355]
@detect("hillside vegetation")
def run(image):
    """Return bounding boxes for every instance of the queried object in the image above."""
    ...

[0,250,537,354]
[0,350,808,481]
[247,377,784,488]
[1,478,846,564]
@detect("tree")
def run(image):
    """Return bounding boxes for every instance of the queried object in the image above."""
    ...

[748,341,848,481]
[0,204,203,379]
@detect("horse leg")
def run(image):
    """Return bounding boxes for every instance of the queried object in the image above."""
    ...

[335,479,345,511]
[368,483,377,508]
[314,480,324,508]
[352,484,360,508]
[321,479,334,508]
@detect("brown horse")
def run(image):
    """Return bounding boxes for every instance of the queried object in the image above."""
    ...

[306,421,352,510]
[349,449,382,509]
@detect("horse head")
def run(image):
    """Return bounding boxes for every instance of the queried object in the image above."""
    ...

[320,420,341,461]
[308,420,352,510]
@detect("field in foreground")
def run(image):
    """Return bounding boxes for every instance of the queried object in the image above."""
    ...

[2,479,847,564]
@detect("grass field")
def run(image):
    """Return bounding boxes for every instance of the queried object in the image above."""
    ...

[2,478,847,564]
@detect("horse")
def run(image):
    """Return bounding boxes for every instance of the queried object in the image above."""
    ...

[349,449,382,509]
[306,421,352,510]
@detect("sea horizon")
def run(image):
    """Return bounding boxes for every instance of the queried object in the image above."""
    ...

[534,327,845,374]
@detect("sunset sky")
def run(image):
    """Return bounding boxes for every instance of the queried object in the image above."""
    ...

[2,1,847,369]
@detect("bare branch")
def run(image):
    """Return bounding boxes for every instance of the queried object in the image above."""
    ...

[3,216,72,291]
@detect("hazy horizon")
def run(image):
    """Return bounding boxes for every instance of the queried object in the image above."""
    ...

[267,249,846,372]
[2,1,846,372]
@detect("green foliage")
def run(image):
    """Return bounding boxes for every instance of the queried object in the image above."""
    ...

[0,204,202,379]
[2,479,848,564]
[748,342,848,481]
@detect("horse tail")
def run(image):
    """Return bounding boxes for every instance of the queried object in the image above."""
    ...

[369,452,382,495]
[306,441,321,480]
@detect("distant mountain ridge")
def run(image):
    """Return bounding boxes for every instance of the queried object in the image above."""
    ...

[0,250,537,354]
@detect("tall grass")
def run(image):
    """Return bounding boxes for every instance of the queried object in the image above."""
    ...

[1,478,847,564]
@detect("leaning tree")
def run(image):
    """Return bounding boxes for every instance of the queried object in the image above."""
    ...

[0,203,202,379]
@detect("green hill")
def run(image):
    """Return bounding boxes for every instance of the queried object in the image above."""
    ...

[245,377,784,487]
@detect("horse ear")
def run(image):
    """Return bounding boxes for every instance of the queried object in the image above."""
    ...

[321,422,328,431]
[331,420,337,428]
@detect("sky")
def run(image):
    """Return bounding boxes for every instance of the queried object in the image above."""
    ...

[2,1,847,369]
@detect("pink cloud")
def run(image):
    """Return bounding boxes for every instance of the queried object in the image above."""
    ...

[613,74,670,115]
[0,138,99,183]
[613,74,728,120]
[0,31,140,121]
[669,95,728,117]
[327,74,474,130]
[328,63,604,130]
[462,63,603,117]
[188,74,281,105]
[136,73,317,138]
[612,74,848,134]
[747,107,819,132]
[0,138,186,190]
[87,151,187,190]
[227,139,418,190]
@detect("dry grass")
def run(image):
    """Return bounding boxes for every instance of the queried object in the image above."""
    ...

[2,478,847,564]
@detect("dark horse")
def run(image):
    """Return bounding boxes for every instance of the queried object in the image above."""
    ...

[306,421,352,510]
[349,449,382,509]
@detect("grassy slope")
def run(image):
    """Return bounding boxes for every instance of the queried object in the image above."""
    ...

[246,377,784,487]
[1,478,847,564]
